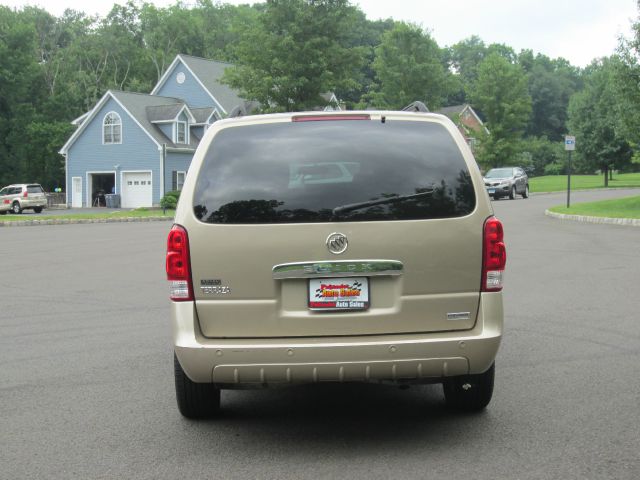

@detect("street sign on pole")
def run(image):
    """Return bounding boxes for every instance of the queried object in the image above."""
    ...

[565,136,575,207]
[565,135,576,151]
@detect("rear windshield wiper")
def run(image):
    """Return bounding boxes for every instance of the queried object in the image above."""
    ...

[332,189,435,216]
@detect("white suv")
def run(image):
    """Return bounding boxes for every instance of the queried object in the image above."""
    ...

[0,184,47,214]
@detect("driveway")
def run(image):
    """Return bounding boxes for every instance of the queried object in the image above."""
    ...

[1,188,638,479]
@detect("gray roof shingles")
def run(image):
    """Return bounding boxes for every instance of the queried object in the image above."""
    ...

[190,107,216,124]
[111,91,198,149]
[146,104,184,122]
[179,55,244,114]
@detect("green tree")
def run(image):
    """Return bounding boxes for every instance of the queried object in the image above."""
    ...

[470,53,532,169]
[518,136,565,176]
[337,12,394,107]
[614,11,640,166]
[196,1,261,63]
[222,0,365,112]
[445,36,486,94]
[0,6,42,186]
[567,58,632,185]
[12,120,74,190]
[364,22,448,110]
[522,53,580,140]
[445,36,516,104]
[140,1,209,83]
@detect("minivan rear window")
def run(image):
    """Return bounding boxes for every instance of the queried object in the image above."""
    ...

[193,119,476,224]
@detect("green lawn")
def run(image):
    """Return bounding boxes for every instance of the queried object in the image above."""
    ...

[0,208,175,222]
[549,195,640,219]
[529,173,640,193]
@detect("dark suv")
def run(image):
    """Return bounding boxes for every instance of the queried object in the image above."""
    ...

[483,167,529,200]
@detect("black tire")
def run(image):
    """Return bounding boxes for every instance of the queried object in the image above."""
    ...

[0,210,6,215]
[443,363,495,412]
[509,186,516,200]
[33,207,43,213]
[12,202,22,214]
[174,353,220,419]
[522,184,529,199]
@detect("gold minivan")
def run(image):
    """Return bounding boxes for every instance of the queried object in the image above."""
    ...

[167,111,506,418]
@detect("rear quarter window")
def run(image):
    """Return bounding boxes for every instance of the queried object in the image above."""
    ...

[193,119,476,224]
[27,185,44,194]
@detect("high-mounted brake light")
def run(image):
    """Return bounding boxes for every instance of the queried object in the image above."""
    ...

[482,216,506,292]
[166,224,193,301]
[292,114,370,122]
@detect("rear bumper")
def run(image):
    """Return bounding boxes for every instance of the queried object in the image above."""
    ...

[23,199,47,208]
[172,293,503,386]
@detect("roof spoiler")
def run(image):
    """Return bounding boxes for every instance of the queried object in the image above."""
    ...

[401,101,429,113]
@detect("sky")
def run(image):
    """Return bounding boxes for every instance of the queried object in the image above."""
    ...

[1,0,637,67]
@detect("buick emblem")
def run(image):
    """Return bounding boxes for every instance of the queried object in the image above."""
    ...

[326,232,348,255]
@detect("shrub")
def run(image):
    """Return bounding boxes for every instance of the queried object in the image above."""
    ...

[165,190,181,201]
[544,161,565,176]
[160,194,177,210]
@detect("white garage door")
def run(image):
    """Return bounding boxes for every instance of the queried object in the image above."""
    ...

[121,172,152,208]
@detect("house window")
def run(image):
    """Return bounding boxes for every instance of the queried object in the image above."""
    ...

[176,121,187,144]
[172,170,186,191]
[103,112,122,144]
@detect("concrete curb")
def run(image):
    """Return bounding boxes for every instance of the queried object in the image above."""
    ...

[531,186,640,196]
[0,216,174,227]
[545,210,640,227]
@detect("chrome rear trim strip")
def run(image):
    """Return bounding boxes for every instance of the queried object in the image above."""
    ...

[272,260,403,280]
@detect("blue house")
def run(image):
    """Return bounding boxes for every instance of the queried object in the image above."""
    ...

[59,55,246,208]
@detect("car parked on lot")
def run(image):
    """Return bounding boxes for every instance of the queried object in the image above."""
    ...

[0,184,47,214]
[167,110,506,418]
[483,167,529,199]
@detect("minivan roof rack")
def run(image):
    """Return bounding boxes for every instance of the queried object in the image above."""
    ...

[402,101,429,113]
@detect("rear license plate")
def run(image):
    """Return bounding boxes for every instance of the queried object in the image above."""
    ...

[308,277,369,311]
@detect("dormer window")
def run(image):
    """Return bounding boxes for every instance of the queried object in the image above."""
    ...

[103,112,122,144]
[176,121,187,144]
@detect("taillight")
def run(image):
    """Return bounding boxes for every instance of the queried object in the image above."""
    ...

[166,224,193,301]
[482,216,506,292]
[23,190,28,198]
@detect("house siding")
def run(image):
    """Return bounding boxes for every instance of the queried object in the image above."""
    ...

[66,97,161,206]
[461,107,483,131]
[165,152,193,194]
[155,60,224,112]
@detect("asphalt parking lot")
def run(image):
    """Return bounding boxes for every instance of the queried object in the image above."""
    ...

[1,189,639,479]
